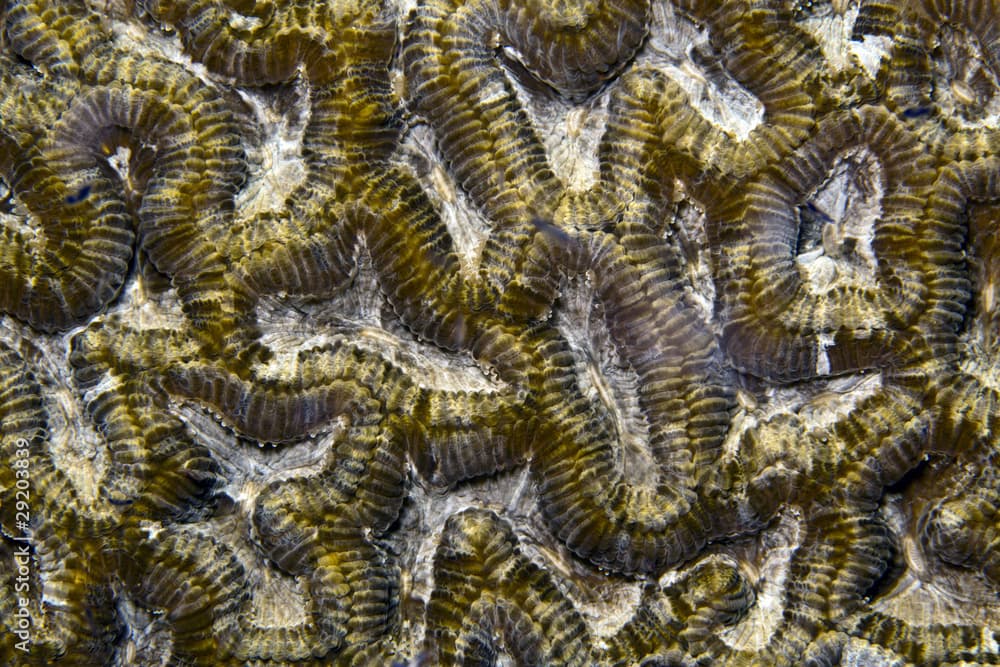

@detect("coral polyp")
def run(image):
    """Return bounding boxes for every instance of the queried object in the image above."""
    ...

[0,0,998,665]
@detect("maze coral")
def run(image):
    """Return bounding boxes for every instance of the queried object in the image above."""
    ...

[0,0,998,665]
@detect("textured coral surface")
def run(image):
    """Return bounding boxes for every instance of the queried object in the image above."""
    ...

[1,0,999,665]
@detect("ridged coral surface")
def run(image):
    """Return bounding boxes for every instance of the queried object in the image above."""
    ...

[0,0,998,664]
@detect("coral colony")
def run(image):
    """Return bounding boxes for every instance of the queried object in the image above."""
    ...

[0,1,998,665]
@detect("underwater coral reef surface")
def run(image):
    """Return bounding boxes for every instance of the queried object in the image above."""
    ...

[0,0,998,664]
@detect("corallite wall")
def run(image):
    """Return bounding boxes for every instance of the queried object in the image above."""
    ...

[0,0,998,665]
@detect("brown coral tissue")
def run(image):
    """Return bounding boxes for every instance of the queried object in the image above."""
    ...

[2,0,999,665]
